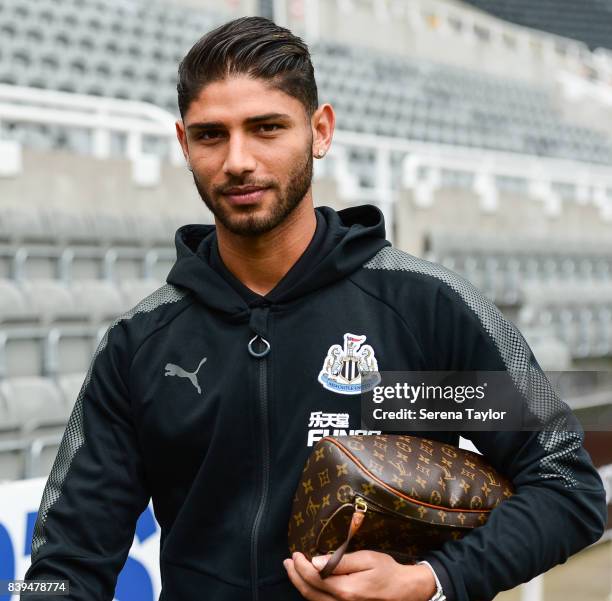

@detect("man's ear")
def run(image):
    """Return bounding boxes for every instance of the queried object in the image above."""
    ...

[175,119,191,168]
[310,103,335,159]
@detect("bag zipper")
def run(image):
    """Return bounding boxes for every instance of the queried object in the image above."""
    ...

[351,496,426,565]
[316,494,400,552]
[353,494,407,519]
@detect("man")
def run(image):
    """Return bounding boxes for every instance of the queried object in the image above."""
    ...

[23,15,607,601]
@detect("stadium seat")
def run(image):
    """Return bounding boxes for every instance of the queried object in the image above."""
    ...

[0,372,25,481]
[103,247,148,281]
[11,246,62,280]
[144,248,176,281]
[0,439,24,482]
[0,205,52,244]
[20,279,88,324]
[62,246,107,280]
[119,278,166,309]
[90,209,139,246]
[136,213,177,246]
[0,376,69,431]
[0,385,20,438]
[45,325,98,376]
[0,326,45,378]
[69,279,128,322]
[0,279,39,324]
[0,376,69,478]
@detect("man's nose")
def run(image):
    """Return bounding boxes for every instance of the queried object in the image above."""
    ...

[223,133,256,176]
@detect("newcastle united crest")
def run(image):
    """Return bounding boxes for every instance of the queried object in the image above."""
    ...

[318,333,381,395]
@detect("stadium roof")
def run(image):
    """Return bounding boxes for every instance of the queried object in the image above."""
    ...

[461,0,612,51]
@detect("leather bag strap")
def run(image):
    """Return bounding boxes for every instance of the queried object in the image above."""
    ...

[319,509,365,579]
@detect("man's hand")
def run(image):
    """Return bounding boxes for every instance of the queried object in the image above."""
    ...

[283,550,437,601]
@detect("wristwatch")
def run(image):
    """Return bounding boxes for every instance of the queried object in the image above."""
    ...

[417,560,447,601]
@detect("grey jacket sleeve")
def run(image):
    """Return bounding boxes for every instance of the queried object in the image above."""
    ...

[21,321,151,600]
[419,283,608,601]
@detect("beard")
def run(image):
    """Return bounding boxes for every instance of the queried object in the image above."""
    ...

[191,148,313,237]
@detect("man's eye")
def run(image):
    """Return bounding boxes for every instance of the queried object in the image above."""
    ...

[197,131,221,140]
[258,124,282,133]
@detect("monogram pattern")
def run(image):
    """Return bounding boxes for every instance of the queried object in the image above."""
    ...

[288,435,514,561]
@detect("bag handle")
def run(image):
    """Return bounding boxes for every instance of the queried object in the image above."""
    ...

[319,507,365,579]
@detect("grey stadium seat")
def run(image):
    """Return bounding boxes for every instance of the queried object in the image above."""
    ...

[0,376,70,478]
[0,205,53,245]
[0,326,45,378]
[90,209,138,246]
[20,279,88,324]
[0,279,39,324]
[10,246,62,281]
[45,324,98,376]
[119,278,165,309]
[0,376,69,433]
[69,279,128,322]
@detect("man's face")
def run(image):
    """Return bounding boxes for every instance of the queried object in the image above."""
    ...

[176,75,314,236]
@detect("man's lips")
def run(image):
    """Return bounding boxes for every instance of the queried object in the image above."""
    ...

[222,187,270,204]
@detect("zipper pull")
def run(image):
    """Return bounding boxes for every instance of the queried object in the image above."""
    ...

[248,334,270,358]
[248,306,270,357]
[354,496,368,513]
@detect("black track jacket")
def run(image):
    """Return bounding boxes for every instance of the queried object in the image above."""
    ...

[23,204,607,601]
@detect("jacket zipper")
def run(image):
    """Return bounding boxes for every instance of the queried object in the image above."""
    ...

[249,335,270,601]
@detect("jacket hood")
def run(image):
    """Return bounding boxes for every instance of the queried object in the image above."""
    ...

[166,204,390,318]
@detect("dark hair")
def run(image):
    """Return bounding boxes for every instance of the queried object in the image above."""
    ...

[177,16,318,122]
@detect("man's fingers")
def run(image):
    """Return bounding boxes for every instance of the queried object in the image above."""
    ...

[284,557,337,601]
[292,552,370,600]
[313,550,378,575]
[292,553,338,592]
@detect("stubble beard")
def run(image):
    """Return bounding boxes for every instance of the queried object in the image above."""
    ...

[191,149,313,237]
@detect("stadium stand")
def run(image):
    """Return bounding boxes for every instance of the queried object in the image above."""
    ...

[0,377,69,474]
[425,230,612,300]
[313,41,612,165]
[423,229,612,363]
[0,0,224,116]
[519,282,612,359]
[2,0,612,164]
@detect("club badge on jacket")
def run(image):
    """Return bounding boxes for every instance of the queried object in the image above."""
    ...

[318,332,381,395]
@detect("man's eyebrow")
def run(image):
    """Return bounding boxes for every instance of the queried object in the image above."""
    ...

[187,113,293,132]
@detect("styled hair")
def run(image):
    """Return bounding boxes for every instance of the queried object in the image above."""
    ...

[177,16,318,122]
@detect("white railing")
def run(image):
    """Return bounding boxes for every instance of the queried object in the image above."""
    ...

[0,84,184,184]
[319,129,612,243]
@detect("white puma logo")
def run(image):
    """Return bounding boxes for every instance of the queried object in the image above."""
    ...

[164,357,207,394]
